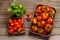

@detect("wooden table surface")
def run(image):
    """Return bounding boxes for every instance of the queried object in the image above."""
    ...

[0,0,60,40]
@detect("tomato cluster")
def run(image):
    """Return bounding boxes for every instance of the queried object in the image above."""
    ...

[8,18,24,34]
[31,4,56,35]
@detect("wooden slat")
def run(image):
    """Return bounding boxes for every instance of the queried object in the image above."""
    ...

[50,0,60,3]
[35,2,60,8]
[49,35,60,40]
[0,0,12,10]
[0,28,60,35]
[0,36,45,40]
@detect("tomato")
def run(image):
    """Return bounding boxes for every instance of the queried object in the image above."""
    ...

[36,16,42,21]
[8,19,13,23]
[14,22,19,26]
[31,25,38,32]
[43,30,47,35]
[10,23,14,26]
[42,5,51,12]
[38,28,44,34]
[9,29,14,34]
[41,12,49,20]
[20,21,24,26]
[35,9,39,13]
[45,24,52,32]
[13,19,16,22]
[32,18,37,24]
[14,27,17,30]
[17,19,22,23]
[16,25,22,28]
[49,8,56,18]
[17,28,23,32]
[37,21,46,27]
[34,12,39,17]
[37,6,42,10]
[26,16,30,21]
[47,17,54,24]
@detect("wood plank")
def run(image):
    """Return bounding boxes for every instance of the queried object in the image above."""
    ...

[49,35,60,40]
[50,0,60,3]
[0,0,12,10]
[35,2,60,8]
[0,28,60,35]
[0,36,45,40]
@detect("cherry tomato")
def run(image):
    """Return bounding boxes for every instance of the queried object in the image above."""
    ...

[27,16,30,21]
[20,21,24,26]
[10,23,14,26]
[14,22,19,26]
[45,24,52,32]
[16,25,22,28]
[17,28,23,32]
[17,19,22,23]
[14,27,17,30]
[9,29,14,34]
[13,19,16,22]
[47,17,54,24]
[26,12,30,16]
[41,12,49,20]
[36,16,42,21]
[42,5,51,12]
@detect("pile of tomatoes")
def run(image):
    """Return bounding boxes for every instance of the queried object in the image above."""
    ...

[8,18,24,34]
[31,4,56,35]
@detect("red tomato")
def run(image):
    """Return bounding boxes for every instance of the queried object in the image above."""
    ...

[14,22,19,26]
[8,19,13,23]
[37,6,42,10]
[36,16,42,21]
[16,25,22,28]
[41,12,49,20]
[14,27,17,30]
[27,16,30,21]
[13,19,16,22]
[10,23,14,26]
[45,24,52,32]
[9,29,14,34]
[47,17,54,24]
[49,8,56,18]
[42,5,51,12]
[26,12,30,16]
[17,19,22,23]
[20,21,24,26]
[34,12,39,17]
[37,21,46,27]
[17,28,23,32]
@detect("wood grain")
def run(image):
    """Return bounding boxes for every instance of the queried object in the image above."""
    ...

[0,0,12,10]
